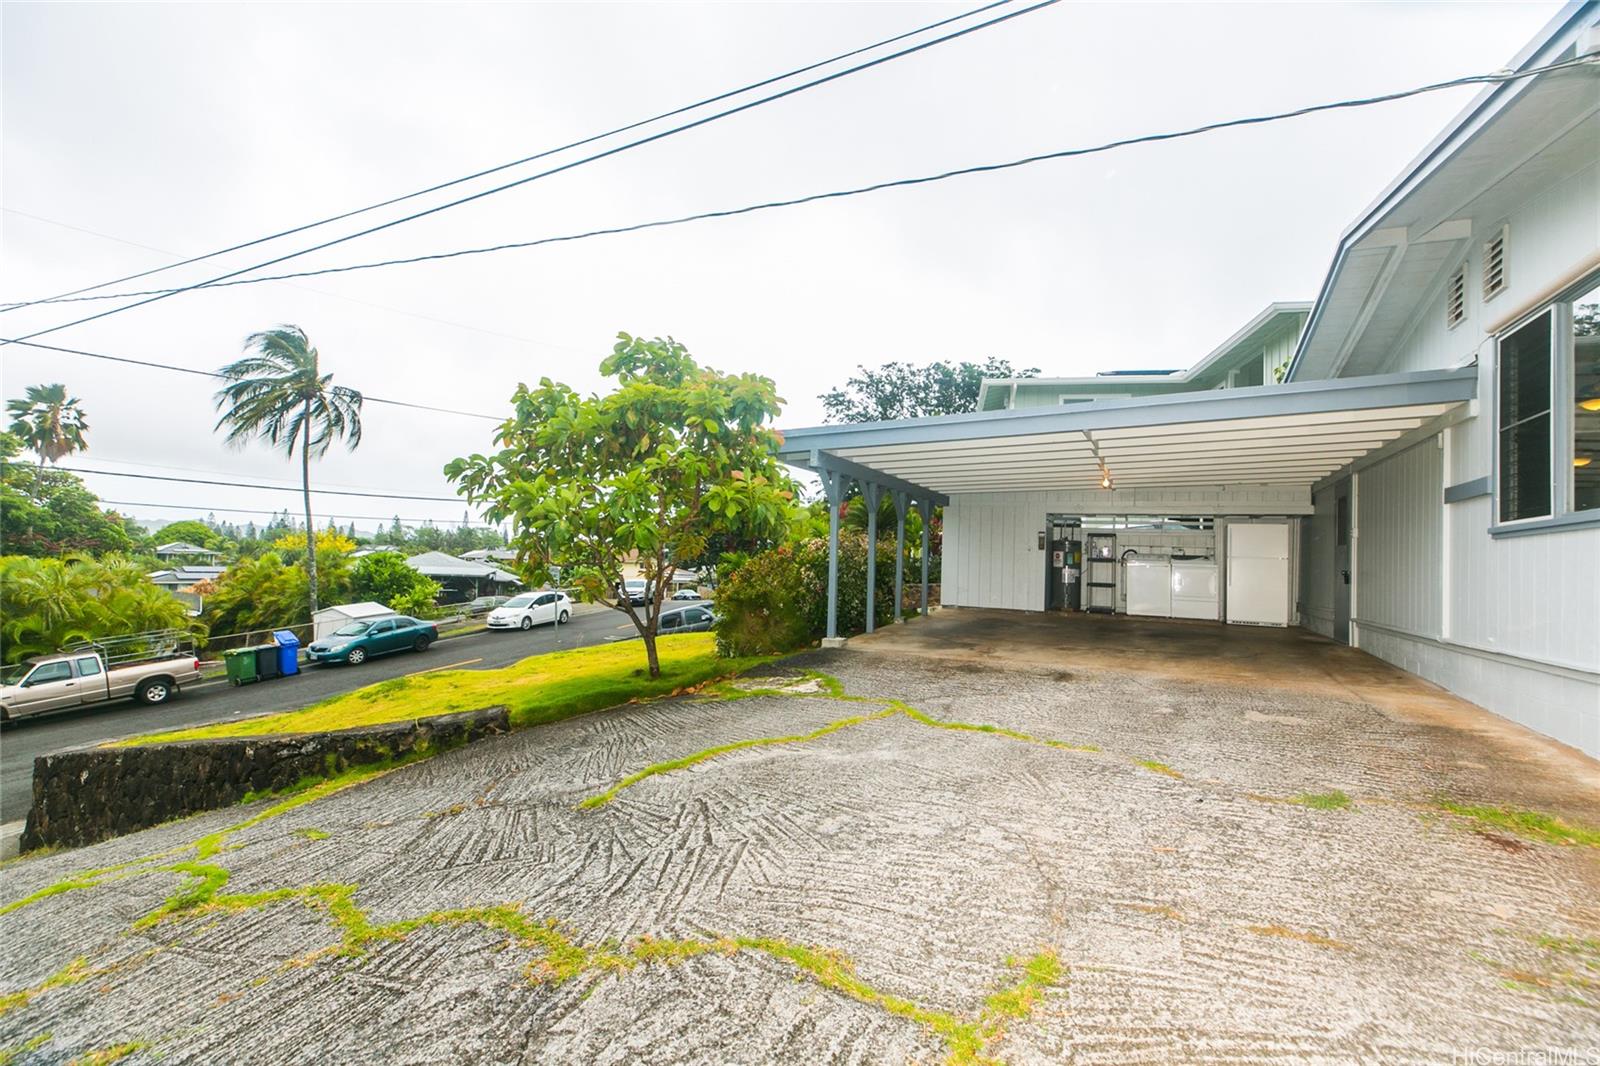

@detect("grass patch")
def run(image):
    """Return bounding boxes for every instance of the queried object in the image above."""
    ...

[0,1034,51,1066]
[1289,790,1352,810]
[1135,760,1183,779]
[294,828,331,842]
[68,1042,146,1066]
[580,707,898,808]
[119,634,770,744]
[1434,800,1600,848]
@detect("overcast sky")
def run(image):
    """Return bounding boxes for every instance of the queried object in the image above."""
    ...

[1,1,1563,533]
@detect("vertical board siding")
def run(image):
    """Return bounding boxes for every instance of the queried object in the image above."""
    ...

[1447,496,1600,670]
[1300,486,1338,638]
[1355,439,1443,638]
[939,487,1310,613]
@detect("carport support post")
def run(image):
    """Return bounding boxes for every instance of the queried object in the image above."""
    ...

[863,482,881,634]
[893,491,907,623]
[819,466,846,643]
[918,499,931,617]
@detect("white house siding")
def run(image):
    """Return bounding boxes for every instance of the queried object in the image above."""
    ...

[1323,142,1600,759]
[1300,486,1338,639]
[1352,438,1443,640]
[942,487,1311,613]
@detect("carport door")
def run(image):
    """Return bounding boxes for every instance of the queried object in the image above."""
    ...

[1333,480,1352,644]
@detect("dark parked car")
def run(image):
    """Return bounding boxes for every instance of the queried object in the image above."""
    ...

[658,604,715,634]
[670,588,708,601]
[307,616,437,665]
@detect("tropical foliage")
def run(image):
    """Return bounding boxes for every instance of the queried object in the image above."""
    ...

[6,383,89,465]
[199,537,356,639]
[0,554,194,666]
[351,552,443,618]
[713,535,898,657]
[0,432,137,557]
[213,326,363,623]
[447,333,794,677]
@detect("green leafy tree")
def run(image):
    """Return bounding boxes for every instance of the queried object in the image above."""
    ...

[6,383,89,467]
[819,358,1040,423]
[151,519,224,550]
[352,551,442,616]
[0,432,135,557]
[447,333,793,677]
[213,326,363,624]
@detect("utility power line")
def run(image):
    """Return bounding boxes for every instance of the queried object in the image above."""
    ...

[25,465,465,503]
[4,340,502,421]
[2,0,1058,342]
[13,50,1593,306]
[3,0,1018,311]
[0,207,593,354]
[99,498,498,527]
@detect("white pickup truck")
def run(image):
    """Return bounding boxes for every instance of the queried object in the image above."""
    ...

[0,639,202,721]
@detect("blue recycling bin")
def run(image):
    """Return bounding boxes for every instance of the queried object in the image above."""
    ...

[273,630,301,676]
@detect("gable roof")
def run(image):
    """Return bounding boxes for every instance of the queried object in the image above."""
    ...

[1288,2,1600,380]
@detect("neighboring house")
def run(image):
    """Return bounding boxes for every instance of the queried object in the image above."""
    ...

[461,548,518,563]
[403,551,523,605]
[779,5,1600,759]
[350,544,403,559]
[148,565,226,615]
[976,303,1310,411]
[152,541,222,563]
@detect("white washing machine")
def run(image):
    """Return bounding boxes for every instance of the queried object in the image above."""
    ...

[1170,559,1219,620]
[1124,559,1172,617]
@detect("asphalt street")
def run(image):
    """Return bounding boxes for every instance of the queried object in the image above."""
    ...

[0,606,635,823]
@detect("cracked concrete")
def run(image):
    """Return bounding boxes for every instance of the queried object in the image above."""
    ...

[2,612,1599,1063]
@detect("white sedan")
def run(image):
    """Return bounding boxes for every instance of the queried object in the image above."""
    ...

[486,590,572,630]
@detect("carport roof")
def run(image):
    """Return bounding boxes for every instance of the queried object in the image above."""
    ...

[778,367,1475,498]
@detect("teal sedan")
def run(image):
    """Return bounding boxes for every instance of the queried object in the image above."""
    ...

[306,615,437,665]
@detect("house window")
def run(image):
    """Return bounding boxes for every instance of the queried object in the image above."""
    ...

[1497,310,1552,522]
[1445,265,1466,329]
[1573,280,1600,512]
[1483,226,1508,301]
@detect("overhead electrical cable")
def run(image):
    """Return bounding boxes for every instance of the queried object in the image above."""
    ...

[1,0,1017,311]
[97,499,498,526]
[10,49,1593,308]
[21,464,465,502]
[1,0,1059,342]
[3,340,502,421]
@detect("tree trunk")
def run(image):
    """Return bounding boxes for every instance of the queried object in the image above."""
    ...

[642,628,661,678]
[301,403,319,623]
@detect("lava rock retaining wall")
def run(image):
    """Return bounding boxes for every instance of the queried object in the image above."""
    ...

[22,706,510,850]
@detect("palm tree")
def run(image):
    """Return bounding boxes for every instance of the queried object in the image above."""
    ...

[7,383,89,470]
[213,326,362,622]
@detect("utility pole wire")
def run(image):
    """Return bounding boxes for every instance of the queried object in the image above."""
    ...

[3,340,503,420]
[9,50,1593,307]
[1,0,1016,311]
[1,0,1058,342]
[11,464,467,503]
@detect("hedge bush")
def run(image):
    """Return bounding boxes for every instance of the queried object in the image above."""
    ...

[714,534,902,656]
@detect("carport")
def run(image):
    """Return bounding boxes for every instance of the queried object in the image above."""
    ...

[778,368,1476,641]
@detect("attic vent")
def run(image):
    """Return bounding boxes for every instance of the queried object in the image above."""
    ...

[1445,265,1466,329]
[1483,226,1508,301]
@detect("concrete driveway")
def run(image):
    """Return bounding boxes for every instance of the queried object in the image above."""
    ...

[1,610,1597,1063]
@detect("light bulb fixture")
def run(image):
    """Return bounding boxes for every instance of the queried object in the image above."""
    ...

[1575,455,1594,468]
[1580,397,1600,413]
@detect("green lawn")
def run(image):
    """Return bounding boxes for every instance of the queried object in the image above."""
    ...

[122,633,768,745]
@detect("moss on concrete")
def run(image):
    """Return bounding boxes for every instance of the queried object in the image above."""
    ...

[1433,800,1600,848]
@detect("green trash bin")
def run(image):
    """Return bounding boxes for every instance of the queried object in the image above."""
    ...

[223,647,259,686]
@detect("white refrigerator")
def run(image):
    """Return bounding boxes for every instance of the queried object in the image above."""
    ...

[1225,523,1289,627]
